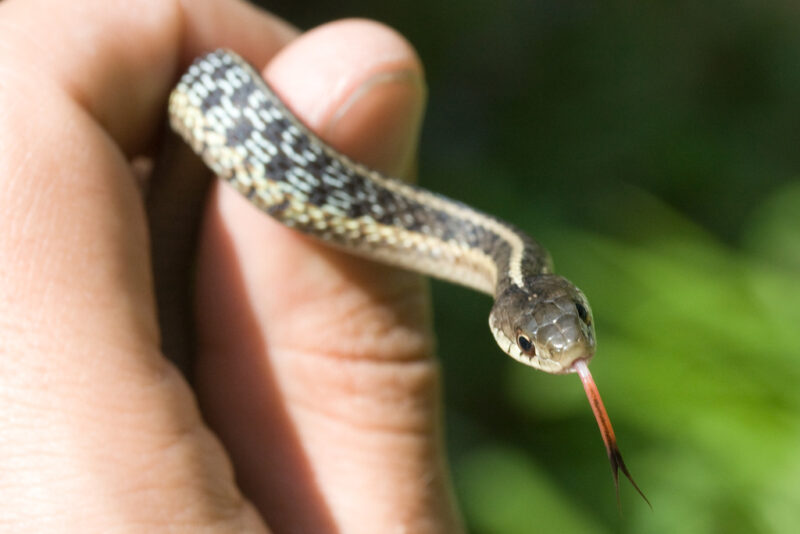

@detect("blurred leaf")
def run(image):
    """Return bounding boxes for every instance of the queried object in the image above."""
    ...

[743,181,800,271]
[457,445,605,534]
[259,1,800,532]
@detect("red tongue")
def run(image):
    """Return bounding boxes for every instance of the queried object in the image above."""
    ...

[573,360,651,509]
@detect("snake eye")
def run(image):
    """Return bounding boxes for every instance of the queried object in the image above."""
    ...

[517,335,534,354]
[575,301,590,325]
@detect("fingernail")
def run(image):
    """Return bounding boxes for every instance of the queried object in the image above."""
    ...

[324,69,426,179]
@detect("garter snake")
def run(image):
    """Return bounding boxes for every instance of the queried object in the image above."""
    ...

[168,49,648,505]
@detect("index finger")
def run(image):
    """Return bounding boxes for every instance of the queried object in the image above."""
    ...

[0,0,300,530]
[0,0,296,153]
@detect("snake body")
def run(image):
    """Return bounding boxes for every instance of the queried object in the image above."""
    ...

[168,49,647,503]
[168,49,596,375]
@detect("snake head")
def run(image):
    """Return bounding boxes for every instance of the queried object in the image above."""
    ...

[489,274,596,374]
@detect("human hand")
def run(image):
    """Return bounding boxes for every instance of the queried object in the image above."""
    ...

[0,0,463,532]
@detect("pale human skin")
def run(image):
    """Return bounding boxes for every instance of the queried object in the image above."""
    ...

[0,0,464,532]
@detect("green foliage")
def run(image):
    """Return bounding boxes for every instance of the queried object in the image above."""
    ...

[437,184,800,532]
[269,1,800,531]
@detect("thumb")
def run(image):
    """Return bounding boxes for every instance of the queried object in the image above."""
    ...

[194,19,464,534]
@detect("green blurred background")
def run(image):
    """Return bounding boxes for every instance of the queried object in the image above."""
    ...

[262,1,800,532]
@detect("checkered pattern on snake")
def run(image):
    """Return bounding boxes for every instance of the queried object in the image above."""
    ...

[167,49,649,505]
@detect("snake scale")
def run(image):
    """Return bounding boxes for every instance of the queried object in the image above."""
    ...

[168,49,648,505]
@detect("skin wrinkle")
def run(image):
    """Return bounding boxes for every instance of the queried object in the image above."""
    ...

[269,273,434,361]
[290,391,439,439]
[267,21,417,128]
[271,300,434,363]
[294,425,442,514]
[278,348,441,434]
[299,411,447,534]
[273,317,433,363]
[327,69,426,188]
[328,70,422,132]
[240,220,434,361]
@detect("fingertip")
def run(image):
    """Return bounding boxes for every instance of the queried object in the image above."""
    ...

[264,18,426,178]
[177,0,298,67]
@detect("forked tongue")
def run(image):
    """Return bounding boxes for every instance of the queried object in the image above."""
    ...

[573,360,651,509]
